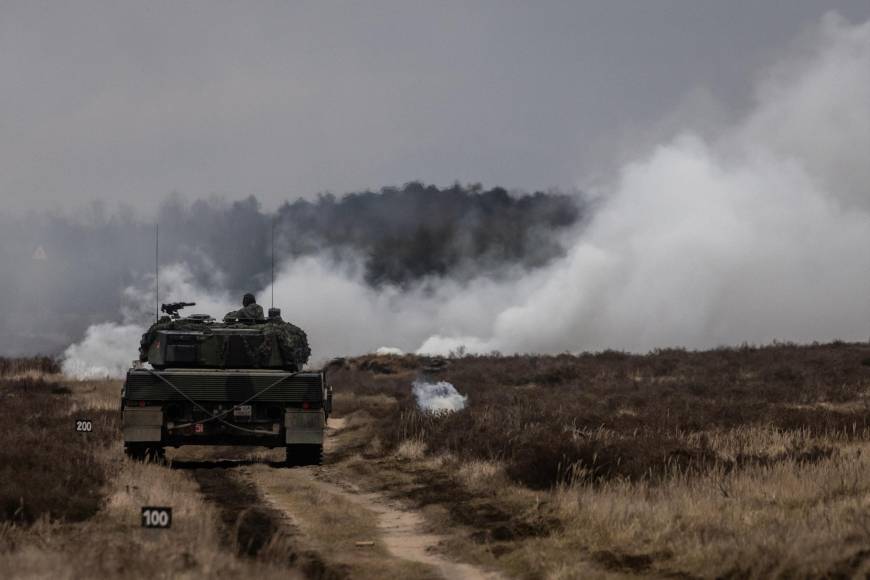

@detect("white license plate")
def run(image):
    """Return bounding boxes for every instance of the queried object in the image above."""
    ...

[233,405,252,417]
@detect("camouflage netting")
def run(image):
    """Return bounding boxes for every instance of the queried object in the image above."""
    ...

[138,317,311,369]
[254,320,311,368]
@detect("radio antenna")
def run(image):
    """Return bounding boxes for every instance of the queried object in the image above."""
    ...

[155,224,159,322]
[271,216,275,309]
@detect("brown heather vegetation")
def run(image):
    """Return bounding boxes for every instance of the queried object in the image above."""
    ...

[0,356,61,377]
[328,342,870,577]
[5,345,870,578]
[0,358,302,579]
[331,343,870,488]
[0,368,117,523]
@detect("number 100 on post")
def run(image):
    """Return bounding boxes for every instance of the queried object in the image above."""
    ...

[141,507,172,528]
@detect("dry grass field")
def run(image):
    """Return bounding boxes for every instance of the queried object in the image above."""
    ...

[328,342,870,578]
[0,359,302,579]
[2,343,870,578]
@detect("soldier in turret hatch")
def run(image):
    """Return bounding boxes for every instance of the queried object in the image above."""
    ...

[224,293,264,321]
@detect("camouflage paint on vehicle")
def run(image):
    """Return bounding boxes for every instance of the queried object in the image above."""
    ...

[122,303,329,466]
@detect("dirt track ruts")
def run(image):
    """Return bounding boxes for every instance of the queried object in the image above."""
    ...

[175,460,346,579]
[292,467,503,580]
[174,417,503,580]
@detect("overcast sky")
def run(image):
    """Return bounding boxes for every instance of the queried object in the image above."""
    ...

[2,1,869,214]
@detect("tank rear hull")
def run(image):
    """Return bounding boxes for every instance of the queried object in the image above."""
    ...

[121,368,330,454]
[123,368,323,402]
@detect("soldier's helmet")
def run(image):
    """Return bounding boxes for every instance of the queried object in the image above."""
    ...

[243,293,256,307]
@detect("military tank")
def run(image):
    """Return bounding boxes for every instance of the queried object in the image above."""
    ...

[120,302,332,465]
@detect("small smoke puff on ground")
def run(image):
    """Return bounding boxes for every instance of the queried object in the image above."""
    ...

[412,380,467,413]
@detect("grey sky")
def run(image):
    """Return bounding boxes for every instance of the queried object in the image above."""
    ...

[2,1,868,213]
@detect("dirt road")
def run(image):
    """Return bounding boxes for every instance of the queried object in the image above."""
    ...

[284,469,500,580]
[172,417,503,580]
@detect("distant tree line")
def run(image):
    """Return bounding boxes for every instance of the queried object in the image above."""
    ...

[156,181,582,291]
[0,182,583,354]
[275,182,581,287]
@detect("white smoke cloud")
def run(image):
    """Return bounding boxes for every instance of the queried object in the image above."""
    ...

[61,322,144,379]
[271,14,870,357]
[376,346,405,356]
[61,14,870,371]
[420,14,870,354]
[61,262,236,378]
[267,255,536,361]
[412,380,467,413]
[120,262,235,326]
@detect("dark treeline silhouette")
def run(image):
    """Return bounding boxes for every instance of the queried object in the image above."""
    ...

[276,182,579,287]
[156,181,581,291]
[0,182,583,354]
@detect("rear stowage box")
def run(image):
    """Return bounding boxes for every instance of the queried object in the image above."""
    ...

[147,328,292,370]
[166,343,197,363]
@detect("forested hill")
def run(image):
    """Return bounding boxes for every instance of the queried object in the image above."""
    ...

[0,183,583,354]
[158,182,582,290]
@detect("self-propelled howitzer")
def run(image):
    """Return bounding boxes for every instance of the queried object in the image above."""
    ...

[121,304,331,465]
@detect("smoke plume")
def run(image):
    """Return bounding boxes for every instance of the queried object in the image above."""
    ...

[28,14,870,375]
[0,184,578,357]
[420,14,870,354]
[61,323,143,379]
[260,14,870,359]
